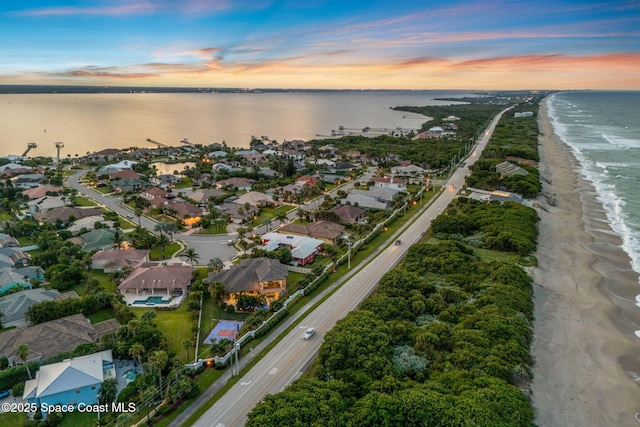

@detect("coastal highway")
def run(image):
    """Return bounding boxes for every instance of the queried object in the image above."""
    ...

[189,107,510,427]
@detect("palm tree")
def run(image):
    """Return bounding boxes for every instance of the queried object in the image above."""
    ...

[17,344,32,379]
[207,257,224,272]
[148,350,168,398]
[156,233,170,259]
[129,343,145,371]
[134,207,143,226]
[275,212,288,225]
[184,248,200,266]
[164,222,178,242]
[262,218,272,232]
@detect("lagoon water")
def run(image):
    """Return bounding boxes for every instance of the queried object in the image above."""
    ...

[0,90,470,158]
[546,91,640,282]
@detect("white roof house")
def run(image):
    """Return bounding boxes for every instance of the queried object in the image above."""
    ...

[23,349,115,404]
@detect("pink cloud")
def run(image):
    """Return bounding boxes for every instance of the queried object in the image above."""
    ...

[17,1,157,17]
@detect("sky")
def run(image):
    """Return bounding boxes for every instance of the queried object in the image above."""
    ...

[1,0,639,90]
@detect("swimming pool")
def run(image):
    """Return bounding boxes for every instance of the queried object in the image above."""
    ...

[122,368,142,384]
[132,296,170,305]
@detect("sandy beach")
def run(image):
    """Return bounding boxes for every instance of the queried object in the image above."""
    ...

[530,99,640,426]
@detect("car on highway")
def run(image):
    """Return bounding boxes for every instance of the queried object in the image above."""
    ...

[395,240,401,245]
[302,328,316,340]
[0,389,10,399]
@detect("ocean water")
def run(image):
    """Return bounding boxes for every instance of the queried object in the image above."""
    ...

[0,90,470,158]
[546,91,640,284]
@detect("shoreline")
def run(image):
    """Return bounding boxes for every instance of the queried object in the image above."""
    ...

[530,99,640,426]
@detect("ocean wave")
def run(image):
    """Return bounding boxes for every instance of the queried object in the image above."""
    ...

[580,160,640,280]
[545,96,640,282]
[601,133,640,149]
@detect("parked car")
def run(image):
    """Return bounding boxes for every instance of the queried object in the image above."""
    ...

[302,328,316,340]
[0,390,10,399]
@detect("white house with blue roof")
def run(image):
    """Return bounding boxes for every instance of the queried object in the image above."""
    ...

[23,349,115,416]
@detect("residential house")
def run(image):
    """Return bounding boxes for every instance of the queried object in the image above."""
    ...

[27,196,67,214]
[189,188,227,204]
[12,174,45,189]
[211,163,239,174]
[0,288,61,328]
[91,249,150,272]
[67,217,113,234]
[234,191,275,208]
[117,263,194,300]
[34,207,103,225]
[330,162,358,174]
[141,186,173,203]
[514,111,534,118]
[0,233,19,248]
[68,229,117,253]
[372,177,407,191]
[277,221,345,244]
[24,349,116,416]
[217,203,258,224]
[0,265,44,295]
[150,174,179,190]
[0,248,31,269]
[261,232,323,266]
[108,169,141,180]
[391,164,426,179]
[215,177,255,191]
[496,161,529,177]
[91,148,123,163]
[295,175,320,188]
[207,150,228,159]
[204,257,288,307]
[330,205,365,224]
[318,144,338,156]
[282,148,304,161]
[343,194,388,210]
[166,202,203,227]
[0,314,108,366]
[110,177,144,193]
[22,185,64,200]
[0,162,27,173]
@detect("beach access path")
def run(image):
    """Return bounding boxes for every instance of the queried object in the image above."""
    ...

[531,101,640,426]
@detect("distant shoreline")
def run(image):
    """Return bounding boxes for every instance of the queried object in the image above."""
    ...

[0,85,530,95]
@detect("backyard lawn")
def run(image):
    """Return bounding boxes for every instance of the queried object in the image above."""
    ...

[133,304,193,362]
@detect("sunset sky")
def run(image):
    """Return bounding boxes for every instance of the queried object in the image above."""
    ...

[1,0,639,90]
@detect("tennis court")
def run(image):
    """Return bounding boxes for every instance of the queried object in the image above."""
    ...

[204,320,244,344]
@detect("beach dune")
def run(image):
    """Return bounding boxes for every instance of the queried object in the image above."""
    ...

[531,100,640,426]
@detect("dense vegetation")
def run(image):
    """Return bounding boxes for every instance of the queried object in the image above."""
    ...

[394,103,504,137]
[248,237,536,426]
[466,103,543,197]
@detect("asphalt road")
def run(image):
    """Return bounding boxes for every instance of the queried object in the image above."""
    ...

[189,107,510,427]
